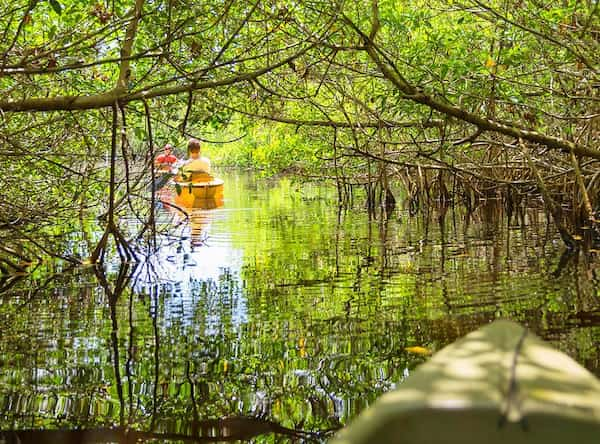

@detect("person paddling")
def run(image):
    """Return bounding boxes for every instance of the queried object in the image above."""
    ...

[155,143,178,173]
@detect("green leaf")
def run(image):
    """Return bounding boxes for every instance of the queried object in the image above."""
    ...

[48,0,62,15]
[134,127,146,140]
[380,95,387,109]
[439,63,449,79]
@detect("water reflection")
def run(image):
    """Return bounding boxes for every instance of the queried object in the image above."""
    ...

[0,171,599,442]
[132,201,247,333]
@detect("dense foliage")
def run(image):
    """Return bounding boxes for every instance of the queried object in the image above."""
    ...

[0,0,598,266]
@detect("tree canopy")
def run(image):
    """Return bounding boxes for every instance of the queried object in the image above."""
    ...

[1,0,599,266]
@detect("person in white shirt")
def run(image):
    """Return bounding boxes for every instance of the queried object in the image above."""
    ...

[178,138,212,182]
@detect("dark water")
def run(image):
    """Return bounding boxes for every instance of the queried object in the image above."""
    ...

[1,171,599,443]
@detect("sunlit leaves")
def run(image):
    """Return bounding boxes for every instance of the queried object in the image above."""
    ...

[48,0,62,15]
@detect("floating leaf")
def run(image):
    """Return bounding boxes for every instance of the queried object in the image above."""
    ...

[405,346,432,356]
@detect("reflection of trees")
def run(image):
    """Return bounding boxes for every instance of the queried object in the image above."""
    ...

[94,264,129,425]
[238,197,600,381]
[1,194,599,442]
[92,263,341,441]
[0,263,77,300]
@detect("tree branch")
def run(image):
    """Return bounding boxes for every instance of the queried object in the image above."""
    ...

[348,18,600,160]
[0,44,315,112]
[117,0,145,91]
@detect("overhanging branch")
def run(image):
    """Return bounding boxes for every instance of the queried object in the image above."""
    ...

[343,14,600,160]
[0,44,315,113]
[219,101,444,129]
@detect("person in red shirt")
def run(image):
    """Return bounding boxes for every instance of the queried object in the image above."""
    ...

[155,143,178,173]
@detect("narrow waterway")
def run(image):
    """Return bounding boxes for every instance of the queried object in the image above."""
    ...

[1,170,598,443]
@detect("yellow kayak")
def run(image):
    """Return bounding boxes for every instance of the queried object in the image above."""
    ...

[173,178,224,208]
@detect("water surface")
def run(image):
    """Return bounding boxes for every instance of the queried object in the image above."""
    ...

[1,170,599,442]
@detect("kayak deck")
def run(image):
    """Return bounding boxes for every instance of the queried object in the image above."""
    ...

[332,320,600,444]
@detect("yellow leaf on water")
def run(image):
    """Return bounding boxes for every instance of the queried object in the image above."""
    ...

[405,346,432,356]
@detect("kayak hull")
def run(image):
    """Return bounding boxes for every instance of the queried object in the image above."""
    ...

[172,179,224,208]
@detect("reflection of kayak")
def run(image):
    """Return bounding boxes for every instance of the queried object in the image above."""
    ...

[172,178,224,208]
[332,320,600,444]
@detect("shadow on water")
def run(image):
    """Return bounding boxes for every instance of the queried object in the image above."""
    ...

[0,171,599,442]
[0,417,324,443]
